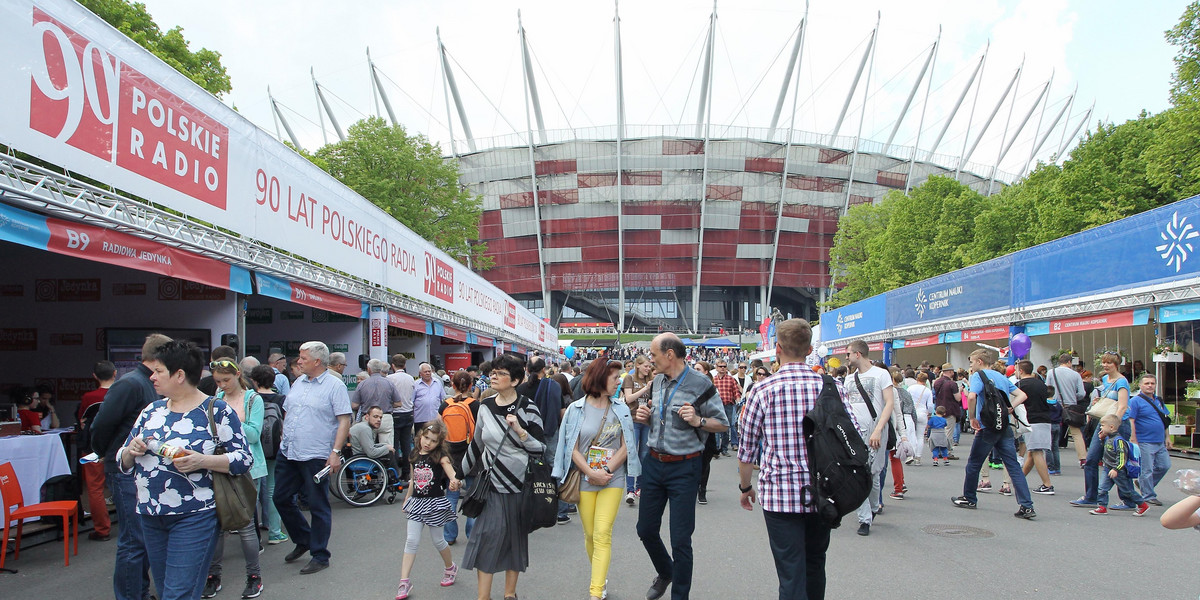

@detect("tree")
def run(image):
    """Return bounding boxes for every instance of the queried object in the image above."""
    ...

[1166,2,1200,104]
[79,0,231,97]
[314,117,492,268]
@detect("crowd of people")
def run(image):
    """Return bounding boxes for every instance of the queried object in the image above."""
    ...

[26,325,1198,600]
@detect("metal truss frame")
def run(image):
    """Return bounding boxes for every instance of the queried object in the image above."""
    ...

[0,154,551,353]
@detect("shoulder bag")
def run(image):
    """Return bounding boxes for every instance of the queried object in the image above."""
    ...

[1086,380,1119,419]
[558,403,610,504]
[459,409,511,519]
[855,372,897,451]
[205,397,259,531]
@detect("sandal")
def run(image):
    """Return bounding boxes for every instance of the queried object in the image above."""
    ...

[441,563,458,587]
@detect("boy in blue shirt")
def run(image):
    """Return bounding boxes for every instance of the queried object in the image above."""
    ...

[1090,413,1150,516]
[926,406,950,466]
[951,348,1035,519]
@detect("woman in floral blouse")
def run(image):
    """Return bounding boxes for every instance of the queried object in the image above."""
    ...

[118,340,253,600]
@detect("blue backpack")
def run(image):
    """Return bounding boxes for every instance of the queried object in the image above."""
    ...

[1125,440,1141,478]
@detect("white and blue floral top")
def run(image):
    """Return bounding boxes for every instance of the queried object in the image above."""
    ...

[118,398,253,516]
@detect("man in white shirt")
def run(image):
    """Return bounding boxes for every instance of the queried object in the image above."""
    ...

[843,340,905,536]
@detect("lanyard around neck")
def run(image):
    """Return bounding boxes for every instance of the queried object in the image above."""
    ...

[659,368,691,424]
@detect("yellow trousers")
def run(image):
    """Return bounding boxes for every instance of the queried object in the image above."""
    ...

[577,486,624,597]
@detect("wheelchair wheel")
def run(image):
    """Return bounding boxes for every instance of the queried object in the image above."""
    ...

[333,456,388,507]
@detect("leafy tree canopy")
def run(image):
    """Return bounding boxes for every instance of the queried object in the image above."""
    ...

[80,0,231,97]
[313,117,491,269]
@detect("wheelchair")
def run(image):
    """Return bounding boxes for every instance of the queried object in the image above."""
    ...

[330,447,408,508]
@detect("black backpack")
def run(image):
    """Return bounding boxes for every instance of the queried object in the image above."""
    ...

[978,372,1012,433]
[260,395,284,460]
[803,374,872,529]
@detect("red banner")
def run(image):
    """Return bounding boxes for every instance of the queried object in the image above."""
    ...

[441,326,467,343]
[44,218,233,291]
[903,334,940,348]
[867,342,884,353]
[1048,310,1136,334]
[961,326,1009,342]
[288,282,363,318]
[388,311,427,334]
[473,335,495,347]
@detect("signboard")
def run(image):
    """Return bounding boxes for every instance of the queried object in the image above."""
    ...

[35,278,100,301]
[255,272,366,319]
[368,306,387,362]
[112,282,146,296]
[1025,309,1151,336]
[0,201,251,294]
[1159,302,1200,324]
[821,295,887,342]
[246,308,273,325]
[895,334,940,349]
[441,326,468,343]
[388,311,427,335]
[961,326,1009,342]
[885,256,1012,329]
[0,328,37,351]
[0,0,553,349]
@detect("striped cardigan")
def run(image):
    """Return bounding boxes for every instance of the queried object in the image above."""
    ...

[461,395,545,493]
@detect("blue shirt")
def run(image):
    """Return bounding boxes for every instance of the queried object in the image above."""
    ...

[412,378,444,423]
[273,368,291,396]
[1099,375,1132,419]
[281,370,352,461]
[969,369,1017,421]
[1128,392,1167,444]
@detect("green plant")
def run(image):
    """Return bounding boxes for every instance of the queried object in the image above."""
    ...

[1154,340,1183,354]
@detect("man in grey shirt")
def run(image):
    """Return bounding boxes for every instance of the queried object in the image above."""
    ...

[1046,353,1087,469]
[352,359,402,445]
[634,333,728,600]
[387,354,416,455]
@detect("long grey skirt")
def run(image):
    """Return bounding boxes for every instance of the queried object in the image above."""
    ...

[461,489,529,574]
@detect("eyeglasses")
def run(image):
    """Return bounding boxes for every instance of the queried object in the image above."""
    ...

[716,365,727,369]
[755,371,768,377]
[491,370,511,379]
[210,360,239,372]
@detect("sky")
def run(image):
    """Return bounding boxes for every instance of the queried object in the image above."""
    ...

[138,0,1190,180]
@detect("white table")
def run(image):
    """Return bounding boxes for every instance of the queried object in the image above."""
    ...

[0,430,71,523]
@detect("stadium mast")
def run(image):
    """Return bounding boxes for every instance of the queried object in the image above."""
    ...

[841,13,880,215]
[990,71,1052,192]
[766,3,808,317]
[905,27,941,195]
[518,10,551,319]
[692,1,718,334]
[268,87,302,149]
[615,0,626,334]
[311,68,346,143]
[1055,100,1094,163]
[438,29,477,155]
[519,12,548,144]
[956,58,1022,181]
[883,31,938,156]
[831,21,877,140]
[368,48,399,128]
[1024,84,1075,173]
[928,41,987,161]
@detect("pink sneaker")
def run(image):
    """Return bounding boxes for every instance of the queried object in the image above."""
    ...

[441,563,458,587]
[395,578,411,600]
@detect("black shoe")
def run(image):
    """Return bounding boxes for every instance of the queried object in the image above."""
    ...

[202,575,221,598]
[557,514,571,524]
[698,491,707,505]
[1014,506,1037,520]
[87,531,111,541]
[951,496,977,509]
[299,559,329,575]
[241,575,263,599]
[566,504,578,514]
[856,523,870,536]
[646,575,671,600]
[284,545,309,563]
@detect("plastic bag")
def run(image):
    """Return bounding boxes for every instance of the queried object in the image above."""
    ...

[894,438,915,463]
[1173,469,1200,496]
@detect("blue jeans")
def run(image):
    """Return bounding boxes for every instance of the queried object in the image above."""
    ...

[721,404,738,451]
[258,460,283,537]
[1082,419,1131,503]
[1045,423,1062,472]
[763,511,830,600]
[109,468,152,600]
[961,426,1033,508]
[1097,467,1143,507]
[636,454,702,600]
[141,509,220,600]
[392,412,414,457]
[443,476,476,543]
[1136,442,1171,501]
[273,456,335,563]
[627,423,648,492]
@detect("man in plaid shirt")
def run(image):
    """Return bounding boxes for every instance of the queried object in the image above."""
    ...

[737,319,858,600]
[712,360,742,456]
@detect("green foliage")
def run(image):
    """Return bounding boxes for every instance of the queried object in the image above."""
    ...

[313,117,492,269]
[1167,2,1200,104]
[79,0,231,97]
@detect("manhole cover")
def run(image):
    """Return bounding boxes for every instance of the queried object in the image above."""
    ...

[921,524,995,539]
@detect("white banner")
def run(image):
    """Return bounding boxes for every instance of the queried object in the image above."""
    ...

[0,0,555,350]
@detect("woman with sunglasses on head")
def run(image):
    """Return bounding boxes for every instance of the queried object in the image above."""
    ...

[202,359,267,599]
[461,353,545,600]
[117,340,253,600]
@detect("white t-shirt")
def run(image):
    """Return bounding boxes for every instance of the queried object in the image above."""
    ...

[847,365,895,431]
[908,384,934,417]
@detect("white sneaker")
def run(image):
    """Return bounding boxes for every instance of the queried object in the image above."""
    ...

[625,491,636,506]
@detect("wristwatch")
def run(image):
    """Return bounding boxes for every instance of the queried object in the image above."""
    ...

[602,465,612,474]
[739,483,753,493]
[697,417,707,429]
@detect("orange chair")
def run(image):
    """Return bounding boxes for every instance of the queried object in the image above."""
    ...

[1,462,79,568]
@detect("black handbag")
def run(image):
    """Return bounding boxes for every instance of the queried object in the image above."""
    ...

[523,453,557,533]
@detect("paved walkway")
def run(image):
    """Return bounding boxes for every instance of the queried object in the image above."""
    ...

[3,439,1192,599]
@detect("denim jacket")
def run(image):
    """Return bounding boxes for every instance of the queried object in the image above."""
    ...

[552,396,641,482]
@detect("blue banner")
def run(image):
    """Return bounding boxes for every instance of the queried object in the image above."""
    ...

[0,202,51,249]
[944,331,963,343]
[821,295,887,341]
[885,256,1012,329]
[1015,196,1200,305]
[255,272,293,302]
[1160,302,1200,323]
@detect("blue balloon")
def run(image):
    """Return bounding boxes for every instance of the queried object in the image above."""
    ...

[563,346,576,359]
[1010,333,1032,359]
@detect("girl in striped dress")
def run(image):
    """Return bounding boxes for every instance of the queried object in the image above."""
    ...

[395,419,461,600]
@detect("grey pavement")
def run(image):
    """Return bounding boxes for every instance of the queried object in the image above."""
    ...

[4,439,1195,600]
